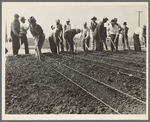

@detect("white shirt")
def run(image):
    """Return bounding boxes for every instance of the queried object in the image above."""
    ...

[82,27,90,39]
[64,24,71,32]
[134,27,144,41]
[107,24,119,36]
[20,23,29,34]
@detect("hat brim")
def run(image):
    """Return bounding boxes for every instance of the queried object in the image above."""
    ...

[91,18,97,20]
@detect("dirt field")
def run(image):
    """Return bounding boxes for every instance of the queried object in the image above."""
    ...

[5,47,146,114]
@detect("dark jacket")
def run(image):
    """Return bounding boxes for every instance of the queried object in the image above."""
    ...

[29,24,43,37]
[93,21,104,39]
[64,29,77,39]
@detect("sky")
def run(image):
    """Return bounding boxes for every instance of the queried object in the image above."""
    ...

[2,2,148,39]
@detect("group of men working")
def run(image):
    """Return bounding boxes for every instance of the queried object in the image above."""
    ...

[9,14,146,58]
[10,14,45,58]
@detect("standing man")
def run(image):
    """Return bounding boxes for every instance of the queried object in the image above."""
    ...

[82,22,90,55]
[114,18,122,52]
[64,19,71,51]
[55,19,64,52]
[19,16,29,54]
[11,14,20,56]
[64,29,81,52]
[121,22,130,51]
[107,19,119,52]
[133,25,146,52]
[49,25,57,54]
[102,27,108,50]
[93,17,108,51]
[90,16,97,50]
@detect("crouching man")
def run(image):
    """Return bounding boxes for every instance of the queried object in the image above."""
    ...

[28,16,45,59]
[64,29,81,52]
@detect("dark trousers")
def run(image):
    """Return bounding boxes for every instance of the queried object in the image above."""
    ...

[102,36,108,50]
[11,31,20,55]
[83,37,90,54]
[49,36,57,53]
[96,37,103,51]
[122,35,130,50]
[133,33,141,52]
[66,38,74,52]
[109,34,116,51]
[56,32,64,52]
[20,34,29,54]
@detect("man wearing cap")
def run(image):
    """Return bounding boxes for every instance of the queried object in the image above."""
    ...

[90,16,97,50]
[107,19,119,52]
[93,17,108,51]
[121,22,130,51]
[64,29,81,52]
[133,25,146,52]
[11,14,20,56]
[55,19,64,52]
[19,16,29,54]
[64,19,71,51]
[113,18,122,51]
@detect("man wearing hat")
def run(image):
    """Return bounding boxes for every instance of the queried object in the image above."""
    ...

[121,22,130,51]
[93,17,108,51]
[19,16,29,54]
[90,16,97,50]
[55,19,64,52]
[113,18,122,51]
[64,19,71,51]
[11,14,20,56]
[107,19,119,52]
[133,25,146,52]
[64,28,81,52]
[28,16,45,59]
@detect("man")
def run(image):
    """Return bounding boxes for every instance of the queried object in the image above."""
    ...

[11,14,20,56]
[143,26,146,47]
[19,16,29,54]
[102,27,108,50]
[113,18,122,51]
[121,22,130,51]
[107,19,119,52]
[55,19,64,52]
[49,25,57,54]
[28,16,45,59]
[93,17,108,51]
[90,16,97,50]
[82,22,90,55]
[64,19,71,51]
[133,25,146,52]
[64,29,81,52]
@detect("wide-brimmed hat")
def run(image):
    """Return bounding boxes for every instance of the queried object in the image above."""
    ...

[103,17,108,21]
[123,22,127,25]
[20,17,26,22]
[14,14,19,18]
[66,19,70,22]
[28,16,36,23]
[91,16,97,20]
[111,19,115,23]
